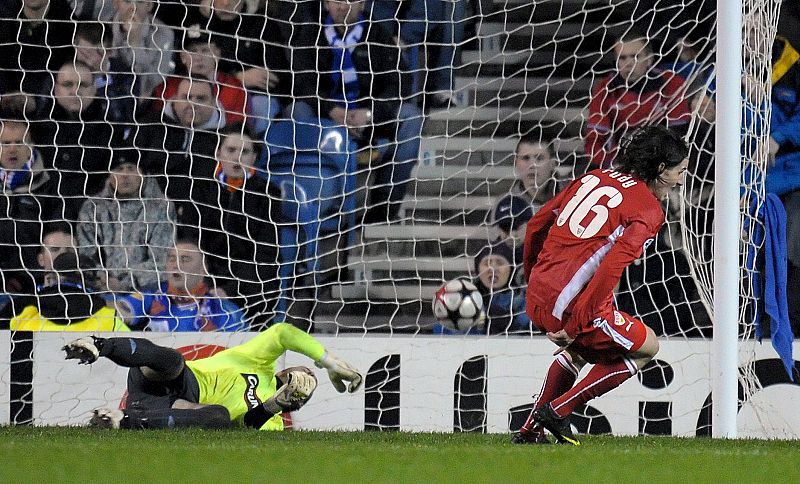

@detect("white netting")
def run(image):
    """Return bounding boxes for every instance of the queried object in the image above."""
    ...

[0,0,794,437]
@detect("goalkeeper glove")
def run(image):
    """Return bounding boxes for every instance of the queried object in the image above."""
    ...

[264,368,318,414]
[315,352,363,393]
[63,336,101,364]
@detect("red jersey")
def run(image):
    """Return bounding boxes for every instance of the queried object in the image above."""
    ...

[585,69,691,169]
[151,72,249,125]
[523,169,664,338]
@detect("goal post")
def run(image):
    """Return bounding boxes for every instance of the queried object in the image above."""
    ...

[713,0,743,439]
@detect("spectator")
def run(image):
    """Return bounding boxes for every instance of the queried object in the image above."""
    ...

[761,35,800,334]
[0,220,77,323]
[508,137,561,214]
[30,60,119,220]
[9,252,130,332]
[295,0,424,222]
[73,22,138,126]
[585,31,691,170]
[77,148,175,293]
[181,125,283,327]
[0,118,62,295]
[135,76,224,209]
[114,239,247,332]
[490,194,533,266]
[180,0,291,129]
[0,0,76,106]
[151,28,248,126]
[37,221,77,274]
[71,0,115,22]
[368,0,465,109]
[111,0,176,100]
[473,241,530,335]
[658,34,711,83]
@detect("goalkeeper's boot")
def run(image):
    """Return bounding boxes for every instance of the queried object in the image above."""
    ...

[88,408,124,429]
[62,336,103,364]
[532,404,581,446]
[511,425,550,444]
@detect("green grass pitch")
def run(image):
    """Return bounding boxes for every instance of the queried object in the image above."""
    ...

[0,428,797,483]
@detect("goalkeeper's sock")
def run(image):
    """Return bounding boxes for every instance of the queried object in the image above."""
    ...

[520,352,579,435]
[95,337,184,375]
[122,405,231,429]
[549,357,637,418]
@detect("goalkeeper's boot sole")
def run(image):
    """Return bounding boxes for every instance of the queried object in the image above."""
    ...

[532,405,581,446]
[511,427,551,444]
[88,408,124,429]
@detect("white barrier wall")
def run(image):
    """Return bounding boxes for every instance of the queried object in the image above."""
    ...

[1,332,798,438]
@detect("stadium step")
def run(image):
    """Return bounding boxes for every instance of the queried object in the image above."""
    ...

[451,75,592,111]
[418,136,519,167]
[456,48,609,79]
[399,196,496,225]
[346,255,474,280]
[409,176,515,198]
[418,135,584,168]
[362,223,494,243]
[422,105,584,138]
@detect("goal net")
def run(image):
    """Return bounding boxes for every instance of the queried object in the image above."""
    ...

[0,0,795,437]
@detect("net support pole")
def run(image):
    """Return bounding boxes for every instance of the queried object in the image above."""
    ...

[712,0,742,439]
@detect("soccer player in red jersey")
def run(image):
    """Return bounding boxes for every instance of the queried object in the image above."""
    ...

[512,125,689,445]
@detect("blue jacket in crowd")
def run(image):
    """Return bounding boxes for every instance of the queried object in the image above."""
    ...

[765,37,800,196]
[117,283,246,332]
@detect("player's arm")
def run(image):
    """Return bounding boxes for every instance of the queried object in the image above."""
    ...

[523,184,570,279]
[262,323,363,393]
[564,219,660,338]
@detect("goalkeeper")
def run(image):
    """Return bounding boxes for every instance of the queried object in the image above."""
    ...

[62,323,363,430]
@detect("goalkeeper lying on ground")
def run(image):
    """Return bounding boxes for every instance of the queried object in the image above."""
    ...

[62,323,363,430]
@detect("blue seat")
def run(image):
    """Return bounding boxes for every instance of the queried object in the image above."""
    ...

[258,120,357,320]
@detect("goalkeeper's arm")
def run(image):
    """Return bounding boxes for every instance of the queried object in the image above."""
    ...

[264,323,364,393]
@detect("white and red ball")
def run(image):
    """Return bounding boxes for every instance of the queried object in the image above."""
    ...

[432,278,485,332]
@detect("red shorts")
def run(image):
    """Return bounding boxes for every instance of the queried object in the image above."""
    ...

[528,305,648,364]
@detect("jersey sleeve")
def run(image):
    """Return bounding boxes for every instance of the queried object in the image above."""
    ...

[244,322,327,363]
[564,216,662,338]
[523,181,572,280]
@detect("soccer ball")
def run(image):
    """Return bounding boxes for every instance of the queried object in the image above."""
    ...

[432,278,485,332]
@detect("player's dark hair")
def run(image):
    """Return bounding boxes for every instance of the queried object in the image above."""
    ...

[615,125,688,183]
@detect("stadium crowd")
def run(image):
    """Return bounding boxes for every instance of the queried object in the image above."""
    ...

[0,0,798,339]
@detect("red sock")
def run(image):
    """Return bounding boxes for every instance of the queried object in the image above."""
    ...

[520,352,579,433]
[550,357,637,418]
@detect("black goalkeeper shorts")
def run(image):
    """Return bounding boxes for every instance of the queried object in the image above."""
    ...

[126,365,201,411]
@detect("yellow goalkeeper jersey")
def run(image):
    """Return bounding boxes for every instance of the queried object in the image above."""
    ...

[185,323,325,430]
